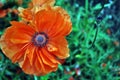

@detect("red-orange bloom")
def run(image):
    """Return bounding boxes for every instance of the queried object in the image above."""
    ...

[18,0,55,22]
[0,2,72,75]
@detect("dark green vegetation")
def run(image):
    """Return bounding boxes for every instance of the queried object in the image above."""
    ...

[0,0,120,80]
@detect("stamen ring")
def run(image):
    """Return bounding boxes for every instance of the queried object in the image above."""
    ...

[32,32,48,47]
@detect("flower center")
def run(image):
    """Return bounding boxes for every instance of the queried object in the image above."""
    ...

[32,32,48,47]
[36,35,44,43]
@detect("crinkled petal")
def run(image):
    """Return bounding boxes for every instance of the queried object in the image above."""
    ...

[34,58,44,75]
[19,50,40,75]
[0,21,35,59]
[37,48,58,74]
[23,44,36,65]
[34,6,72,37]
[40,48,60,67]
[10,21,35,36]
[21,47,59,75]
[12,43,30,63]
[36,50,46,74]
[48,37,70,59]
[18,8,33,21]
[42,63,58,75]
[20,56,35,75]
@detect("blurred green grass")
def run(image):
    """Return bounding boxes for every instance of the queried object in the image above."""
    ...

[0,0,120,80]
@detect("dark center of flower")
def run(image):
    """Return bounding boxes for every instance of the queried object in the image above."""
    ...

[32,32,48,47]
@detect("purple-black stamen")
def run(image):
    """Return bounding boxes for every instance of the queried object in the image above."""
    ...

[32,32,48,47]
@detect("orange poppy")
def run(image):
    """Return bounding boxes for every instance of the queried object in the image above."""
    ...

[0,4,72,76]
[18,0,55,22]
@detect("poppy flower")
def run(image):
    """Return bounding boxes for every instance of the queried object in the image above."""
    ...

[18,0,55,22]
[0,5,72,76]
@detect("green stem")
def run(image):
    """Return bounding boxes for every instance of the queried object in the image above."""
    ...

[85,0,89,14]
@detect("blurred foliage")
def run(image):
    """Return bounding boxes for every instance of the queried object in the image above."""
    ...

[0,0,120,80]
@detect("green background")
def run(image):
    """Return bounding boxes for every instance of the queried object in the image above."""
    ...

[0,0,120,80]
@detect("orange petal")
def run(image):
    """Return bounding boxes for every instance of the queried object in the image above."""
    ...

[20,56,35,75]
[43,48,60,63]
[40,48,59,66]
[14,42,59,76]
[48,7,72,37]
[34,7,72,37]
[19,53,43,75]
[34,58,43,75]
[0,21,35,59]
[0,28,24,59]
[42,63,58,74]
[37,48,58,74]
[10,32,31,44]
[10,21,35,36]
[9,21,35,44]
[34,9,57,32]
[48,37,70,59]
[12,43,30,63]
[26,44,36,65]
[36,50,46,73]
[46,44,58,52]
[18,45,46,75]
[20,8,33,21]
